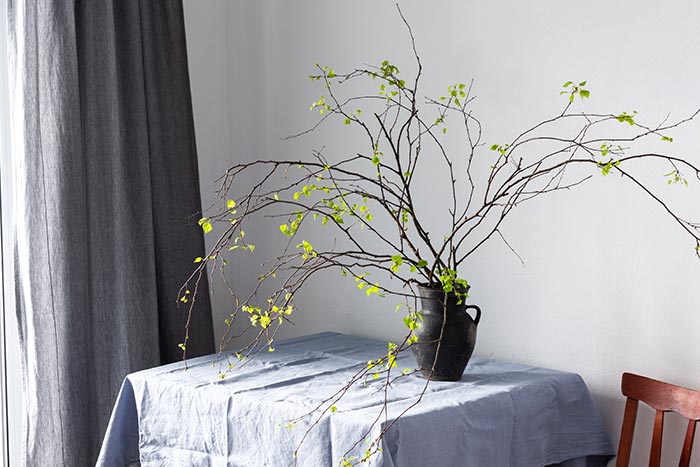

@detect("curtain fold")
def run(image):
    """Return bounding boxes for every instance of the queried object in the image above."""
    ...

[8,1,215,465]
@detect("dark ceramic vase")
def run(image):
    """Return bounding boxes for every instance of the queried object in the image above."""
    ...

[411,285,481,381]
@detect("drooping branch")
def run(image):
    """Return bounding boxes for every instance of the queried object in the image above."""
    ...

[178,9,700,466]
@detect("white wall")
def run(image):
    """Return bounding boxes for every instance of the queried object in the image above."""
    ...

[184,2,700,464]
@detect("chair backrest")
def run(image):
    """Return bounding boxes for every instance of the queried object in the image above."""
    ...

[617,372,700,467]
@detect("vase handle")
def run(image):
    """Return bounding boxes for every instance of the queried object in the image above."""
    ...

[465,305,481,326]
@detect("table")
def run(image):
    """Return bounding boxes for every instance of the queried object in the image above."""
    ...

[97,332,615,467]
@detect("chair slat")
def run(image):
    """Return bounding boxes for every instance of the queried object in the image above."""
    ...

[649,410,664,467]
[616,398,639,467]
[678,419,696,467]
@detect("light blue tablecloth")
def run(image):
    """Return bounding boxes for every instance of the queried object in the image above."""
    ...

[97,332,615,467]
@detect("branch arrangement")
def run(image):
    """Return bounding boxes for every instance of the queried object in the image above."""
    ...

[178,11,700,466]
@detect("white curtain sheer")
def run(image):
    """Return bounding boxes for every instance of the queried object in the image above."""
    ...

[0,0,21,464]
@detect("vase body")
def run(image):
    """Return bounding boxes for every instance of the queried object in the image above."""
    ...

[411,285,481,381]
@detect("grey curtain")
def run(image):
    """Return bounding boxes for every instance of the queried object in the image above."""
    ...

[8,1,215,465]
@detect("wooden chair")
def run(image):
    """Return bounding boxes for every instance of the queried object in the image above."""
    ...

[617,372,700,467]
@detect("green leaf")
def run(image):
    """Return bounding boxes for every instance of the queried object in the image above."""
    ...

[226,199,236,210]
[193,257,203,263]
[403,316,418,330]
[599,161,615,176]
[579,89,590,99]
[616,112,636,126]
[198,218,212,234]
[563,81,573,88]
[390,255,403,272]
